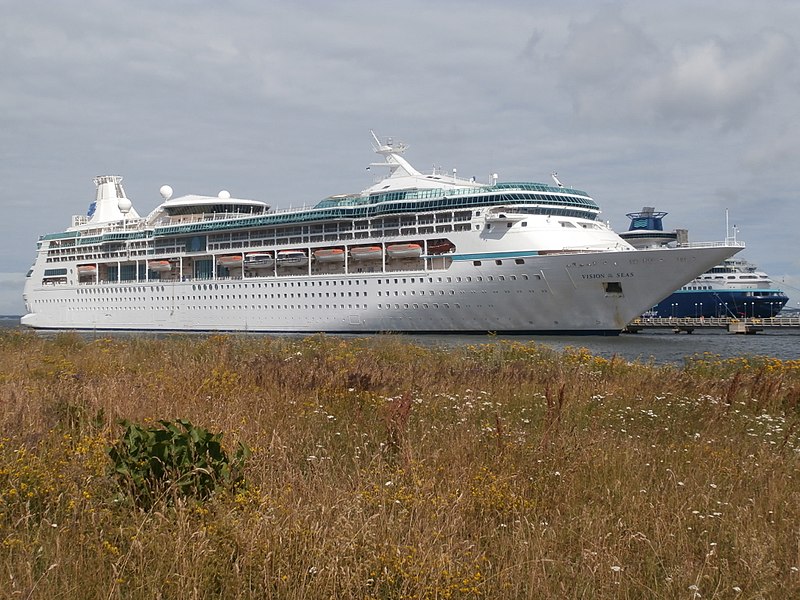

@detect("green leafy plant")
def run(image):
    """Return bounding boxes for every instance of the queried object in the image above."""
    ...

[108,419,250,507]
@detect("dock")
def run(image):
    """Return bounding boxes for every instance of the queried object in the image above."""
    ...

[623,316,800,334]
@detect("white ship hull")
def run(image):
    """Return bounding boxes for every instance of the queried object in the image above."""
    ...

[22,245,737,334]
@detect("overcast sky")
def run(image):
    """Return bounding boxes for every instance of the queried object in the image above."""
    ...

[2,0,799,315]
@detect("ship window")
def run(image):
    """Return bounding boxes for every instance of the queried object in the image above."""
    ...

[495,260,502,266]
[515,259,524,265]
[473,261,481,266]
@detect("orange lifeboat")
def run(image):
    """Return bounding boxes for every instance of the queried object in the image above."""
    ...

[147,260,172,272]
[217,255,243,268]
[313,248,346,263]
[350,246,383,261]
[77,264,97,277]
[426,240,455,255]
[386,243,422,260]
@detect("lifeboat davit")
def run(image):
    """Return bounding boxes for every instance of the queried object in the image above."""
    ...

[276,250,308,267]
[147,260,172,272]
[350,246,383,261]
[386,243,422,260]
[313,248,346,263]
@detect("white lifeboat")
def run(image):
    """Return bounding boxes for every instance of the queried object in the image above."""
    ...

[386,243,422,260]
[276,250,308,267]
[244,252,274,268]
[350,246,383,261]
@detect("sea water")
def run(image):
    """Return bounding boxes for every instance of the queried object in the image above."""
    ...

[2,316,797,364]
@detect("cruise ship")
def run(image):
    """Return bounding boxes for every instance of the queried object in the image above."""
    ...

[620,207,787,318]
[21,133,744,334]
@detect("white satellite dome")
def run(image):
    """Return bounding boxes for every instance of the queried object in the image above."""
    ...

[218,190,231,199]
[160,185,173,200]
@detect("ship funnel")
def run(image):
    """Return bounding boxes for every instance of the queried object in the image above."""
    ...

[94,175,125,202]
[87,175,141,224]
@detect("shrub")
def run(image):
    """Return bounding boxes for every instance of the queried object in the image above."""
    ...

[108,419,250,508]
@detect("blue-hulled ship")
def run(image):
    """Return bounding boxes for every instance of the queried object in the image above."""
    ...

[620,207,788,318]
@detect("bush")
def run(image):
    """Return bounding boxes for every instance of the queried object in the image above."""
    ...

[108,418,250,508]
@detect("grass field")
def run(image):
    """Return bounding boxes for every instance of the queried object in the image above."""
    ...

[1,330,798,599]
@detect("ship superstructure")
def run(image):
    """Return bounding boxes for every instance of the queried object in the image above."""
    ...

[22,133,744,334]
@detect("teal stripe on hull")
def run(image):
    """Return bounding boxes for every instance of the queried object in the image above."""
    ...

[450,250,539,261]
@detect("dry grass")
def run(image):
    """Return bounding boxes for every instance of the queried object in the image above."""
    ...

[1,329,799,599]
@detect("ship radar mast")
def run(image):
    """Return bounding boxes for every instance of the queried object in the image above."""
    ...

[725,208,740,244]
[368,130,421,178]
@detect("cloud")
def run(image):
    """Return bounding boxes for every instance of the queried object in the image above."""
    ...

[548,11,796,131]
[637,30,795,128]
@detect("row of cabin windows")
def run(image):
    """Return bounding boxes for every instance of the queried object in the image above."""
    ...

[66,304,368,312]
[36,284,546,307]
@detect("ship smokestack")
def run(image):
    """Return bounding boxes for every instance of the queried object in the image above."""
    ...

[88,175,140,224]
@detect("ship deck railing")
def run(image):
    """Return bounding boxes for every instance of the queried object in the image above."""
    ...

[672,240,747,249]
